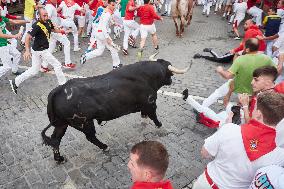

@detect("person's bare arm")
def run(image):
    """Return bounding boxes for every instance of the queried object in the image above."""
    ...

[9,19,30,25]
[216,66,234,79]
[238,93,250,123]
[23,34,32,61]
[0,29,21,39]
[201,146,213,159]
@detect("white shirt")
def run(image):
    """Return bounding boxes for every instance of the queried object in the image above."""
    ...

[204,123,284,189]
[249,165,284,189]
[273,32,284,54]
[59,1,81,20]
[234,2,247,18]
[97,10,112,39]
[45,4,60,26]
[0,5,8,17]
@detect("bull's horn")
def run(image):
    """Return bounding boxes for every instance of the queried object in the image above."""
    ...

[168,65,189,74]
[149,52,159,61]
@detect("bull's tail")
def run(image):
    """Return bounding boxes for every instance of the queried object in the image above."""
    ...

[41,123,57,147]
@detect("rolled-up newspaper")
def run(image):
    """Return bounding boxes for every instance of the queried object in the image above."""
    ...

[111,42,121,51]
[19,26,24,35]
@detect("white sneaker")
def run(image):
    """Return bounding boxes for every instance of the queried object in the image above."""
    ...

[74,47,81,52]
[234,37,241,40]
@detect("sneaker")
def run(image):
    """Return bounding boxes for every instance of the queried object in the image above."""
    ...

[161,11,168,16]
[9,79,18,94]
[113,64,123,69]
[63,63,76,69]
[12,70,24,76]
[122,49,128,55]
[182,89,189,101]
[234,36,241,40]
[202,12,205,15]
[0,63,2,66]
[40,66,51,73]
[206,14,209,17]
[228,22,231,25]
[193,53,202,59]
[74,47,81,52]
[137,51,143,61]
[203,48,212,52]
[80,54,86,65]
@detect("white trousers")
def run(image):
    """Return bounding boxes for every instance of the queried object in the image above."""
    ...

[214,0,224,11]
[15,49,66,86]
[164,0,172,13]
[87,14,94,35]
[6,29,17,48]
[202,80,231,107]
[193,172,213,189]
[61,19,79,50]
[85,33,120,67]
[203,2,212,15]
[265,40,274,58]
[0,45,20,77]
[123,20,140,50]
[21,16,33,44]
[247,6,263,26]
[42,32,71,67]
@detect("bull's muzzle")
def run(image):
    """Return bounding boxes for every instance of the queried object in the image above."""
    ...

[168,65,189,74]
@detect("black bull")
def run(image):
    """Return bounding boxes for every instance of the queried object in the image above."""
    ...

[42,58,188,162]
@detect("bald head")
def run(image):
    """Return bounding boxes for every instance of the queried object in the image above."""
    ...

[245,38,259,53]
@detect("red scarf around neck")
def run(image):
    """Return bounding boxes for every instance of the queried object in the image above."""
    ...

[241,119,276,161]
[131,180,174,189]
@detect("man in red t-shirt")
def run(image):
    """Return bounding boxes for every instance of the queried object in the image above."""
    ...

[128,141,174,189]
[136,0,163,60]
[122,0,140,55]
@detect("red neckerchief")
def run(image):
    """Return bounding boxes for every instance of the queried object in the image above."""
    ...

[65,0,75,7]
[241,119,276,161]
[274,82,284,94]
[46,0,57,7]
[131,180,174,189]
[0,17,2,22]
[199,113,220,128]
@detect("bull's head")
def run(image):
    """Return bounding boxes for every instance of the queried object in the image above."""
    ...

[149,53,189,85]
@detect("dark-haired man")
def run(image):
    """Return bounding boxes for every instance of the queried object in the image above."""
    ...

[193,92,284,189]
[128,141,174,189]
[9,8,68,94]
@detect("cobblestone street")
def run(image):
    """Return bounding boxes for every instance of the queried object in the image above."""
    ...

[0,6,240,189]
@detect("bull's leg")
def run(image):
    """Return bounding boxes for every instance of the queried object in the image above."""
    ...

[143,104,162,128]
[173,17,180,36]
[80,120,109,151]
[51,126,67,163]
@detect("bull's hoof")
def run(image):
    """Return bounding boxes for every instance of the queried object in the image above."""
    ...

[103,146,110,152]
[54,155,65,164]
[155,122,162,128]
[182,89,189,101]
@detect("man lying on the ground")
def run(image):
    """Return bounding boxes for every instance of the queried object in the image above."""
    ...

[193,19,266,64]
[182,66,283,128]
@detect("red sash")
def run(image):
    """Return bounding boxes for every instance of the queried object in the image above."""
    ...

[241,119,276,161]
[131,180,174,189]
